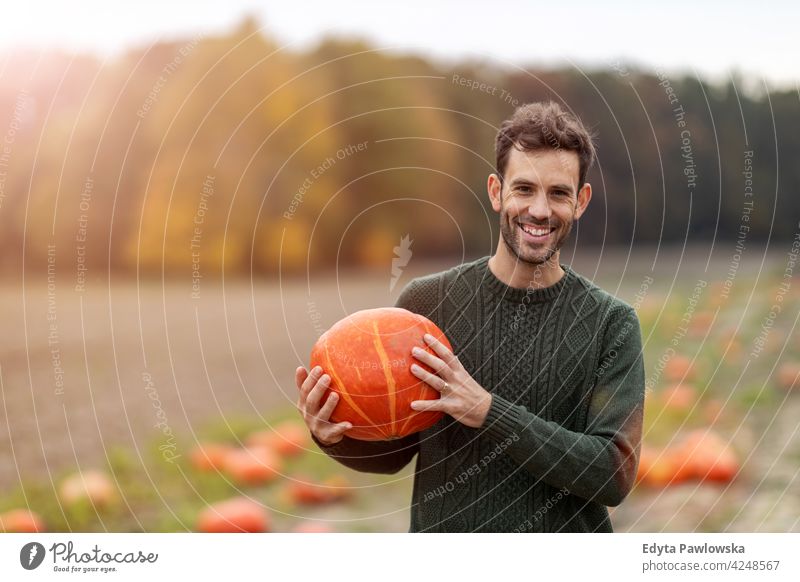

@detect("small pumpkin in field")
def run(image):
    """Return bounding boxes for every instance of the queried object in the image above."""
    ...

[776,362,800,391]
[664,355,695,382]
[635,444,657,484]
[190,443,233,472]
[286,479,330,505]
[246,421,309,457]
[636,445,687,487]
[660,383,697,413]
[222,446,282,485]
[0,509,45,532]
[59,470,116,508]
[285,475,352,505]
[309,307,449,441]
[197,497,269,533]
[663,448,696,485]
[674,430,739,483]
[637,432,739,487]
[688,311,714,338]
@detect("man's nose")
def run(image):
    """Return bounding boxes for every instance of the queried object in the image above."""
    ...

[526,192,551,221]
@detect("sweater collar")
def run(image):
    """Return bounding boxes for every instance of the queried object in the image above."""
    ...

[477,255,575,303]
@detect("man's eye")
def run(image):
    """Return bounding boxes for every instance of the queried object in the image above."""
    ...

[553,190,568,197]
[514,187,531,194]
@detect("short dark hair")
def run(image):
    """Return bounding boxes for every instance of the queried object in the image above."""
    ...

[495,101,596,189]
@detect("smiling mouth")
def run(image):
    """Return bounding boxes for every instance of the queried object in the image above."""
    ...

[518,222,556,241]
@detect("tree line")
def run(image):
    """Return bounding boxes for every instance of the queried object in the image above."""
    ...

[0,18,796,278]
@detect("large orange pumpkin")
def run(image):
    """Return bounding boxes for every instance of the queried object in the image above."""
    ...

[660,383,697,413]
[310,307,448,441]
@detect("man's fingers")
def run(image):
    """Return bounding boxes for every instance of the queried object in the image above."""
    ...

[329,421,352,436]
[424,333,457,367]
[410,399,443,412]
[412,347,448,375]
[295,367,308,392]
[317,389,340,420]
[301,365,323,398]
[411,363,447,392]
[318,421,352,445]
[306,374,331,412]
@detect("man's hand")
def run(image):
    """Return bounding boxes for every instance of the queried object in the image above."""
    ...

[409,334,492,428]
[296,366,352,446]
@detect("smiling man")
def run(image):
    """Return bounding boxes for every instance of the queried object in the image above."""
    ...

[296,101,645,532]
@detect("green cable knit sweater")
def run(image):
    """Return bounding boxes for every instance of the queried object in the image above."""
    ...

[315,256,645,532]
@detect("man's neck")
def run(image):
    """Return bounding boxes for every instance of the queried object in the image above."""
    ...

[488,242,565,290]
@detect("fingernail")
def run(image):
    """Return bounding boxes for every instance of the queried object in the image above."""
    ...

[321,374,330,384]
[412,347,422,355]
[411,364,421,372]
[313,366,322,375]
[410,402,420,410]
[424,334,433,343]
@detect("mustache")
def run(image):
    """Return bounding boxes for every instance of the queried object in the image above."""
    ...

[516,219,559,227]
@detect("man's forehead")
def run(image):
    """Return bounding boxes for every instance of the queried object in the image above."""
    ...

[506,148,579,185]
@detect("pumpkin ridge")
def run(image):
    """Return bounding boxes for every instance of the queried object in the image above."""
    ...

[396,403,417,436]
[371,320,398,436]
[323,340,379,433]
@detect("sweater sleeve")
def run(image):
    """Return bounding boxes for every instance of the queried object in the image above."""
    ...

[312,432,419,475]
[312,280,424,474]
[480,304,645,506]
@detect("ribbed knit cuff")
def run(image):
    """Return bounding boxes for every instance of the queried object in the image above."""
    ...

[482,394,525,443]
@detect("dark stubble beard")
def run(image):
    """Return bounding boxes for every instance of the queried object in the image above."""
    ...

[499,201,574,266]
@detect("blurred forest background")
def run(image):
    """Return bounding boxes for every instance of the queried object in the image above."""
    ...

[0,17,797,280]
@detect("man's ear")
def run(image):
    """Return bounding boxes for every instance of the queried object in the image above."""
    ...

[488,174,503,212]
[574,182,592,220]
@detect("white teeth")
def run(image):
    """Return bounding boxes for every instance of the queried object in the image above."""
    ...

[520,223,552,236]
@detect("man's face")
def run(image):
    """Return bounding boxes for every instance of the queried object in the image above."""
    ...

[489,147,591,265]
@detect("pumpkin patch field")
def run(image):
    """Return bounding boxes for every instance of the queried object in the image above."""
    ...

[0,250,798,532]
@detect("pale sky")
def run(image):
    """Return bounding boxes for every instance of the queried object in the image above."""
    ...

[2,0,797,90]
